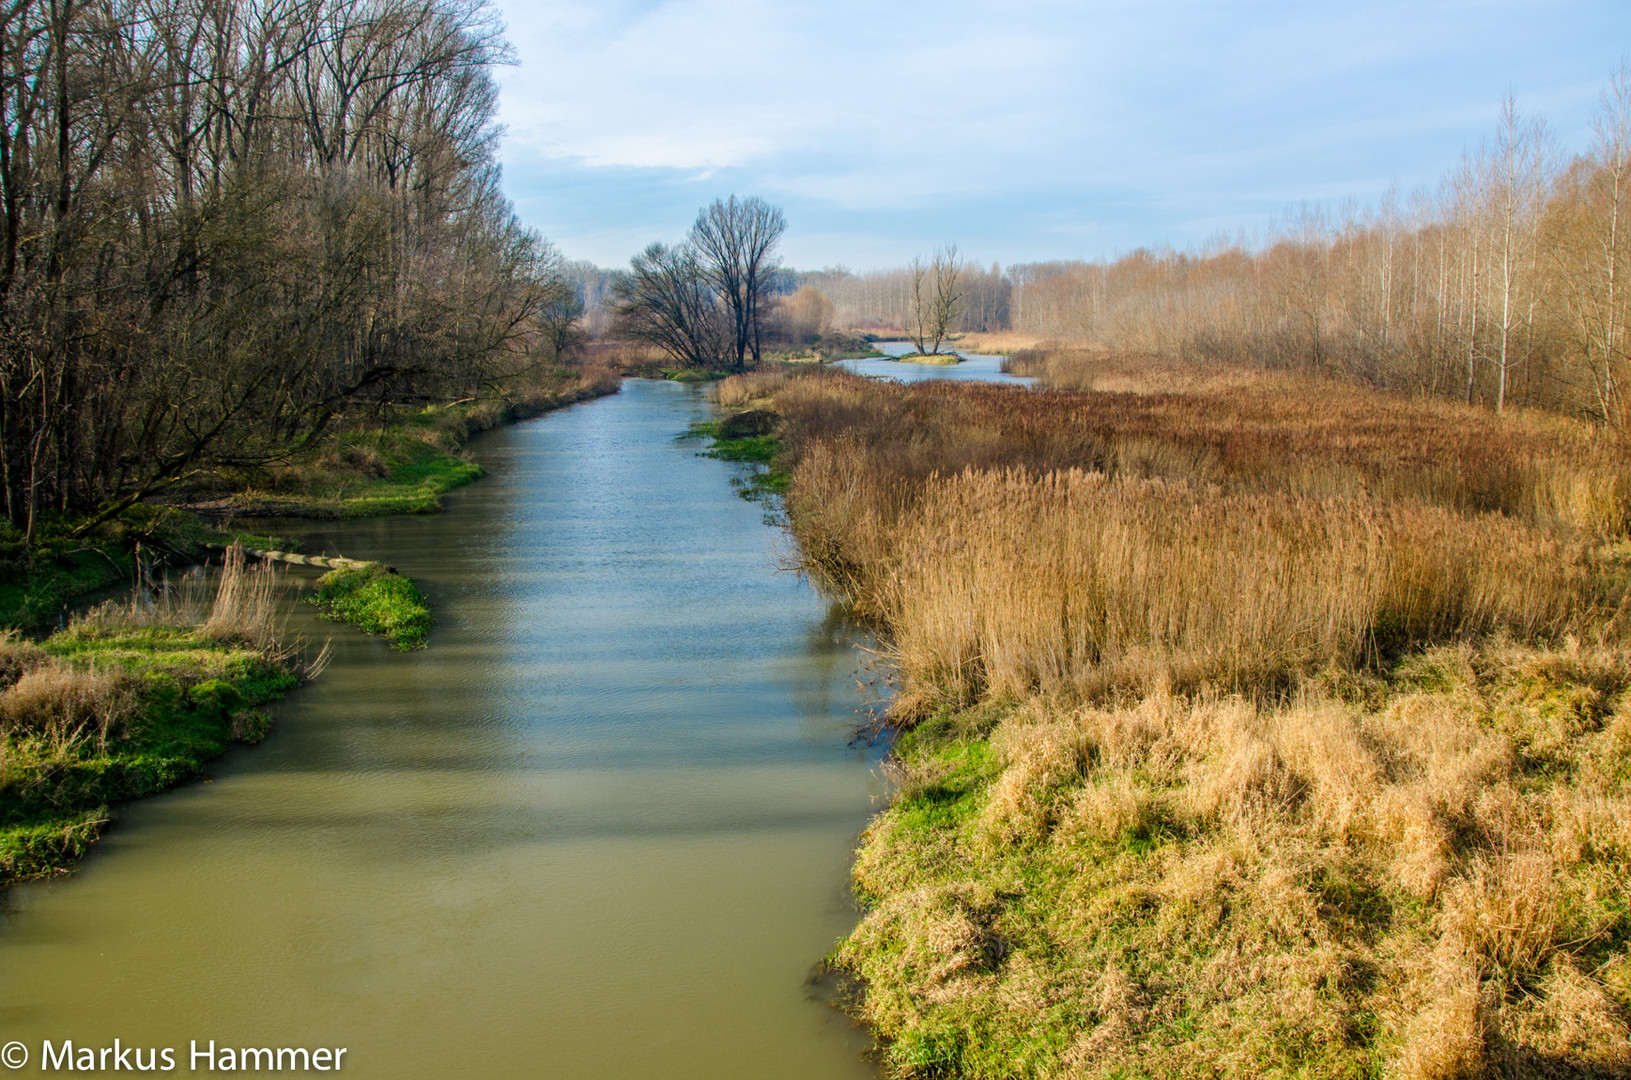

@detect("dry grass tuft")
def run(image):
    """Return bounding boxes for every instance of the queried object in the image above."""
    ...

[0,632,49,690]
[712,369,798,409]
[788,357,1631,1078]
[202,543,283,649]
[0,664,139,745]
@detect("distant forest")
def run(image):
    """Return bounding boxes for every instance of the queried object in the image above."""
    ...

[817,80,1631,422]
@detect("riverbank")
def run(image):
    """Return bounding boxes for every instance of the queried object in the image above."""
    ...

[3,366,619,630]
[1,367,618,883]
[178,365,621,520]
[746,364,1631,1077]
[0,376,888,1079]
[0,547,309,887]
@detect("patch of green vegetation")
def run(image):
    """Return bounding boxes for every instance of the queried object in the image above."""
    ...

[222,436,484,519]
[709,434,780,464]
[197,367,617,520]
[0,625,301,887]
[682,419,790,499]
[306,565,430,650]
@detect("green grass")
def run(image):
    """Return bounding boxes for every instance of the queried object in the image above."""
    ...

[683,420,789,500]
[221,436,485,519]
[0,625,301,887]
[306,565,431,650]
[203,366,618,519]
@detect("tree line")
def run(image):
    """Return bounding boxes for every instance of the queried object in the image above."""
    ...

[1004,84,1628,420]
[0,0,571,541]
[783,71,1631,424]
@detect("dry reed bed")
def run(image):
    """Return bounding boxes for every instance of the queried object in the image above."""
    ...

[777,368,1631,536]
[767,368,1631,1077]
[874,468,1606,711]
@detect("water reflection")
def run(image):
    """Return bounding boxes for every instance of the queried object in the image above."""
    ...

[0,379,882,1080]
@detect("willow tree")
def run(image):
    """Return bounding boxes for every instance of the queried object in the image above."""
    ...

[907,245,962,356]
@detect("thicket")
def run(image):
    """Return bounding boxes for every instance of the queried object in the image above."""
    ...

[0,0,577,545]
[756,366,1631,1077]
[1009,84,1631,423]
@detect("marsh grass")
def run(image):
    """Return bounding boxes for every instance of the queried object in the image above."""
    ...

[840,645,1631,1079]
[0,544,306,885]
[771,363,1631,1077]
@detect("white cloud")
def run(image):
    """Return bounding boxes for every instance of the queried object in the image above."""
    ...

[489,0,1631,267]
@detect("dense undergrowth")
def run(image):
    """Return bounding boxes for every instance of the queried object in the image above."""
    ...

[740,357,1631,1078]
[0,546,309,886]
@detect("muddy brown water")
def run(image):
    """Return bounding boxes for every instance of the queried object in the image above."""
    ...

[0,379,889,1078]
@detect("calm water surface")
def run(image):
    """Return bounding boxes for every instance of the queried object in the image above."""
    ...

[838,341,1035,385]
[0,379,884,1078]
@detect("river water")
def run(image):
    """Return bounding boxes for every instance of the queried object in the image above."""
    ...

[0,379,886,1078]
[839,342,1034,385]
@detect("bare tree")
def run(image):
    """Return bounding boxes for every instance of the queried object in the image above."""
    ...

[1576,63,1631,424]
[907,244,962,356]
[689,195,785,370]
[0,0,561,538]
[610,241,728,369]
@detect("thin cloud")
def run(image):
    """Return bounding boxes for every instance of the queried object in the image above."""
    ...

[492,0,1631,269]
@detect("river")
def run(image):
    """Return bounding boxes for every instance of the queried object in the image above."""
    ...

[839,341,1034,384]
[0,379,886,1078]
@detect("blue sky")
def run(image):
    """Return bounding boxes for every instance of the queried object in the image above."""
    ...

[491,0,1631,271]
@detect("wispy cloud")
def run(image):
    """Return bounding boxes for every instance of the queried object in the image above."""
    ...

[492,0,1631,268]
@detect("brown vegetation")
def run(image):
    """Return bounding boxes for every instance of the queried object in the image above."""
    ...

[766,364,1631,1077]
[796,73,1631,427]
[1001,85,1631,424]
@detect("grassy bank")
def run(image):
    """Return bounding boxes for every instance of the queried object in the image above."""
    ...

[0,506,293,629]
[2,366,620,632]
[756,365,1631,1076]
[0,547,309,886]
[193,364,622,519]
